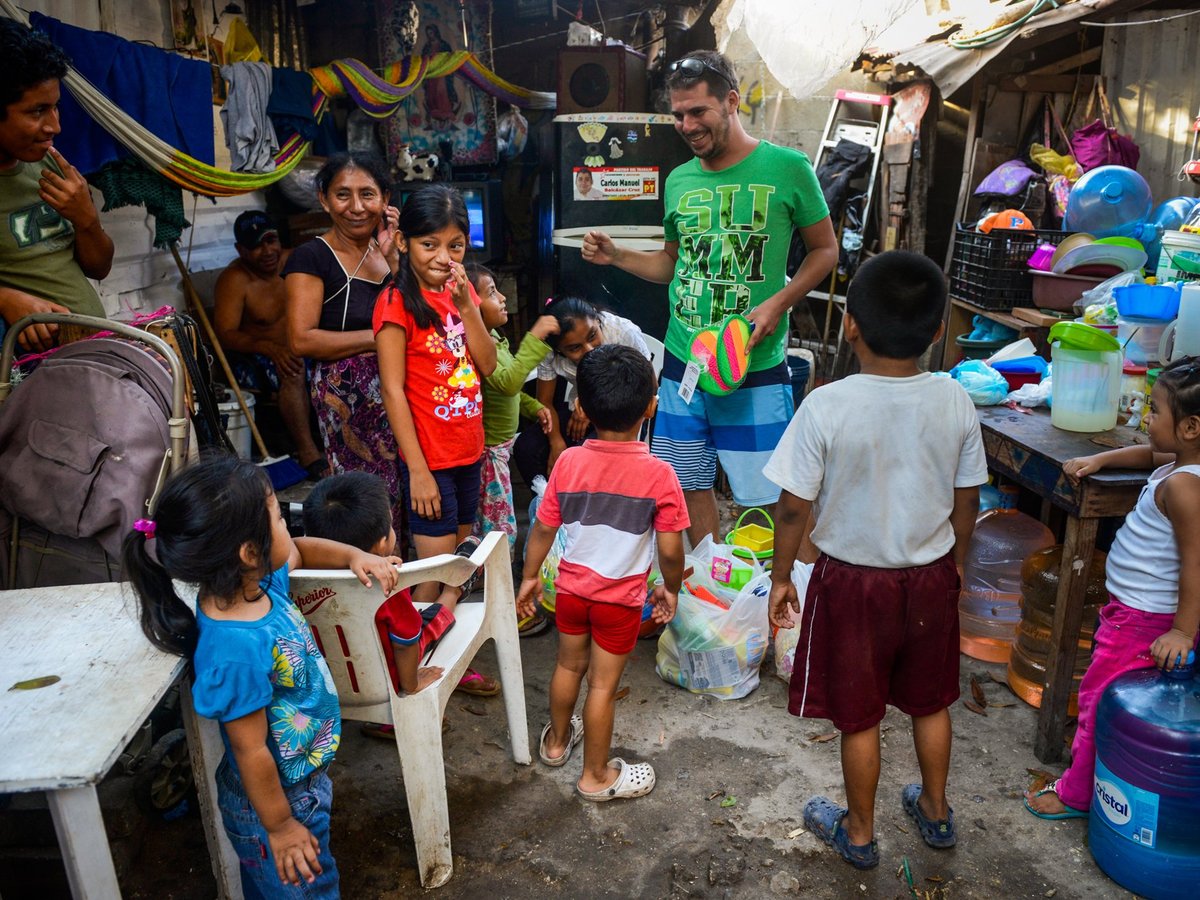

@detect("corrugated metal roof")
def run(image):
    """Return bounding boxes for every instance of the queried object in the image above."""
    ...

[861,0,1156,96]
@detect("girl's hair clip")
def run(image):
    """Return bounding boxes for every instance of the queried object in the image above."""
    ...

[545,296,554,307]
[133,518,156,540]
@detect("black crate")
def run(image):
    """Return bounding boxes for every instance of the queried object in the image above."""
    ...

[947,224,1073,310]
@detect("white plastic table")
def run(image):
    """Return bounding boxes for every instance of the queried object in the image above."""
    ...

[0,582,238,898]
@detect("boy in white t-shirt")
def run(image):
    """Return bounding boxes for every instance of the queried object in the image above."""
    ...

[764,250,987,870]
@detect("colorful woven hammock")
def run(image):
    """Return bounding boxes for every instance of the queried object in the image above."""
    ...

[311,52,556,116]
[0,0,554,198]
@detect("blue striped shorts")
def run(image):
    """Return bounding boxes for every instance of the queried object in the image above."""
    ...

[651,351,794,507]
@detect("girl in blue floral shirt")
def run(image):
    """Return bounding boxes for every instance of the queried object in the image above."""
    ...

[123,456,401,897]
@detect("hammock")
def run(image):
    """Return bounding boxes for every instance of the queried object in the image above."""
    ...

[311,53,556,116]
[1,0,555,198]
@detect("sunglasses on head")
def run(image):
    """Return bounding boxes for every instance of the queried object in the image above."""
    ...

[667,57,735,91]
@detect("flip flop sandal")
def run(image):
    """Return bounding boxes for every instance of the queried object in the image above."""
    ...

[455,668,501,697]
[802,796,879,870]
[1022,779,1088,821]
[576,758,656,802]
[304,458,331,481]
[901,784,957,848]
[518,613,551,637]
[454,536,483,600]
[538,715,584,767]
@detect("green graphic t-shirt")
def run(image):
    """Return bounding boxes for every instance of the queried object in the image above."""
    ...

[662,141,828,372]
[0,156,104,317]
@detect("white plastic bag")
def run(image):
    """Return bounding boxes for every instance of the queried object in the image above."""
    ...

[773,561,814,682]
[685,534,765,603]
[656,573,771,699]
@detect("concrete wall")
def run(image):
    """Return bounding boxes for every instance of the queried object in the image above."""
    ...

[22,0,266,316]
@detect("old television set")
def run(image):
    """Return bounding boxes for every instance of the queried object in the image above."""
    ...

[392,180,504,263]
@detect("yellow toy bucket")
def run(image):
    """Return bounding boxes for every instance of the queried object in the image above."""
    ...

[725,507,774,562]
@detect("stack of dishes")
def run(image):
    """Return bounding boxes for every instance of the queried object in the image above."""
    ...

[1030,234,1147,311]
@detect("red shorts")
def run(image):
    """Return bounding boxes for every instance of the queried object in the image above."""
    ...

[788,553,961,733]
[554,591,641,655]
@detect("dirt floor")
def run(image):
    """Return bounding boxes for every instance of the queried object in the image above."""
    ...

[0,489,1137,899]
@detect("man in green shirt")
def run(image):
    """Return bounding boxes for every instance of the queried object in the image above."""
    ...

[0,18,113,353]
[582,50,837,543]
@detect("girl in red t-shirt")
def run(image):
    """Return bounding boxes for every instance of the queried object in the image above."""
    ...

[374,185,498,612]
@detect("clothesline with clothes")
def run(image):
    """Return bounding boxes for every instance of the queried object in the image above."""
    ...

[0,0,554,199]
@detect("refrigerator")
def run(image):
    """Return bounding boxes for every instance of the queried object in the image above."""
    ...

[552,113,692,340]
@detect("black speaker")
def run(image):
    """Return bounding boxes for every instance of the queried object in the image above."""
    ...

[557,47,647,114]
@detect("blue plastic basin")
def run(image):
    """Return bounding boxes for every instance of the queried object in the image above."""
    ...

[1113,283,1182,320]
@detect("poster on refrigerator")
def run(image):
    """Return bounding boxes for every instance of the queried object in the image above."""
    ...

[573,167,660,201]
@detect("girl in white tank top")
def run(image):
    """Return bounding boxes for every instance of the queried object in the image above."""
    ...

[1024,356,1200,819]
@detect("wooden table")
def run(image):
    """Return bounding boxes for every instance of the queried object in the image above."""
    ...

[0,582,238,898]
[977,407,1148,762]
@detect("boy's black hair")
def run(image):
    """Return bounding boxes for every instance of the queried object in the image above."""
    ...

[544,295,603,351]
[0,19,70,117]
[302,471,392,553]
[1156,354,1200,425]
[576,344,657,432]
[845,250,946,360]
[121,454,273,659]
[465,263,496,290]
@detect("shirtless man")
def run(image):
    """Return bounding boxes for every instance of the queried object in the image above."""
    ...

[214,210,327,477]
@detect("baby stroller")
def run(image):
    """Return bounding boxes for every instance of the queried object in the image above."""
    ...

[0,312,193,817]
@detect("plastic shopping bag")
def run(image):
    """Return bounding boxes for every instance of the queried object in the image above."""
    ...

[525,486,568,614]
[949,359,1009,406]
[656,573,771,699]
[685,534,765,599]
[773,562,814,682]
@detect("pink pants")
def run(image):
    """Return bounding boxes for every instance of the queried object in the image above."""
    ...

[1055,597,1192,810]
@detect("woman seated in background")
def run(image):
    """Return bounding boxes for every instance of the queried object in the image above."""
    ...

[284,152,406,548]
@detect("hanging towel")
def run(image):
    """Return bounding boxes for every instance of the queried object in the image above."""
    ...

[88,158,191,249]
[220,61,279,173]
[29,12,215,176]
[267,67,319,143]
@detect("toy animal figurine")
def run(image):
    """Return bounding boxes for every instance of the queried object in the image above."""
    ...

[393,144,441,182]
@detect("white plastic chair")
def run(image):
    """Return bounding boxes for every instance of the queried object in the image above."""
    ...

[641,333,666,382]
[289,530,530,889]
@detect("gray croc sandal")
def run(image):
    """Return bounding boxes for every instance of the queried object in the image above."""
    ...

[538,715,583,767]
[802,796,879,870]
[901,784,957,848]
[576,758,656,802]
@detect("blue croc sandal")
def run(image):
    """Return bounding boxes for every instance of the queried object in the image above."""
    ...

[802,796,879,870]
[901,784,957,848]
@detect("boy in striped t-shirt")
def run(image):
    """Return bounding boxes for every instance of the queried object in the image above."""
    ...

[518,344,688,801]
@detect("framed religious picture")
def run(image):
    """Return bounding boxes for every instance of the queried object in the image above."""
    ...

[377,0,498,168]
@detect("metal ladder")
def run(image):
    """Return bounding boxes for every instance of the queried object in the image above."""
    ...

[803,89,891,379]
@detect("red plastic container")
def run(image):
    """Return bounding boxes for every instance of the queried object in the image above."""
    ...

[1001,371,1042,392]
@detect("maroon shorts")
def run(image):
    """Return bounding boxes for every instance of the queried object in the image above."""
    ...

[555,591,641,655]
[788,553,961,733]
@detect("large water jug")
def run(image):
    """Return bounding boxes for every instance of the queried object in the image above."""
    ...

[1157,282,1200,363]
[1063,165,1154,242]
[1007,545,1106,715]
[1089,653,1200,899]
[1143,196,1200,272]
[959,487,1055,662]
